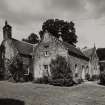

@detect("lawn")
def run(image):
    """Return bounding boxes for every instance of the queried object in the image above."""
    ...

[0,81,105,105]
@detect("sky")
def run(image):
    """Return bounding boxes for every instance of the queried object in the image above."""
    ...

[0,0,105,48]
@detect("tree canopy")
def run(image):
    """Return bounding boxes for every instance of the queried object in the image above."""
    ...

[22,33,39,44]
[39,19,78,46]
[97,48,105,61]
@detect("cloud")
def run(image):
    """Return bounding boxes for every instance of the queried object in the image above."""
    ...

[0,0,87,26]
[0,0,105,26]
[50,0,86,12]
[0,0,105,48]
[85,0,105,19]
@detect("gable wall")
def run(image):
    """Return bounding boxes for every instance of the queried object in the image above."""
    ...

[89,50,100,77]
[33,34,68,79]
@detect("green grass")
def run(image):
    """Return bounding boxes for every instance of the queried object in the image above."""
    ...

[0,81,105,105]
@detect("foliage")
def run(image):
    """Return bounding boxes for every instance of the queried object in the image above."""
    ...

[49,78,74,86]
[97,48,105,61]
[34,76,49,84]
[74,78,83,84]
[50,55,73,86]
[39,19,78,46]
[9,55,24,82]
[90,75,99,81]
[99,63,105,72]
[85,73,90,81]
[0,45,5,79]
[22,33,39,44]
[24,72,33,82]
[99,71,105,85]
[0,44,5,68]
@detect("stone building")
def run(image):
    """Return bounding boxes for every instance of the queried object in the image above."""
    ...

[0,21,100,81]
[82,46,100,78]
[0,21,33,79]
[33,31,89,81]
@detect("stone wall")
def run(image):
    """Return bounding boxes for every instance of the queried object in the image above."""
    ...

[88,57,100,77]
[67,54,88,80]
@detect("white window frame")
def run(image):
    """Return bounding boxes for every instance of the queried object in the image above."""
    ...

[45,51,49,56]
[24,67,30,75]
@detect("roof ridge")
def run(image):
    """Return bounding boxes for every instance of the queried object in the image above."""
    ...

[50,35,87,59]
[12,38,35,46]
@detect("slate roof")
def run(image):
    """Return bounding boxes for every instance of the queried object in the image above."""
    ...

[2,33,88,61]
[11,38,33,56]
[38,32,89,61]
[83,48,95,58]
[63,42,89,61]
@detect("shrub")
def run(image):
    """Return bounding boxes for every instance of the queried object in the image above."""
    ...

[49,79,64,86]
[49,78,74,86]
[50,55,74,86]
[64,79,75,86]
[74,78,83,84]
[90,75,99,81]
[34,78,44,84]
[34,76,49,84]
[8,55,24,82]
[99,71,105,85]
[85,73,90,81]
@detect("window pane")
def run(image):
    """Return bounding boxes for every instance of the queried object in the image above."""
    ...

[44,65,48,69]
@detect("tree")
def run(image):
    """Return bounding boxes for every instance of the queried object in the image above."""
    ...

[99,70,105,85]
[50,55,73,86]
[22,33,39,44]
[39,19,78,46]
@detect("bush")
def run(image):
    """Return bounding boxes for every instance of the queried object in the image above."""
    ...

[8,55,24,82]
[50,55,74,86]
[74,78,83,84]
[34,78,44,84]
[49,78,74,86]
[49,79,64,86]
[99,71,105,85]
[23,73,33,82]
[85,73,90,81]
[64,79,75,86]
[90,75,99,81]
[34,76,49,84]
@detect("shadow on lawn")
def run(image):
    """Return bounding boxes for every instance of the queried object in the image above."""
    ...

[0,98,25,105]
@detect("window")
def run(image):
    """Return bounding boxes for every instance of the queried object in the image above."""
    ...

[45,51,49,56]
[75,73,78,77]
[44,65,48,70]
[75,64,78,73]
[75,64,78,77]
[24,67,30,75]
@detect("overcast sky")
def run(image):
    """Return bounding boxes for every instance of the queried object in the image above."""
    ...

[0,0,105,48]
